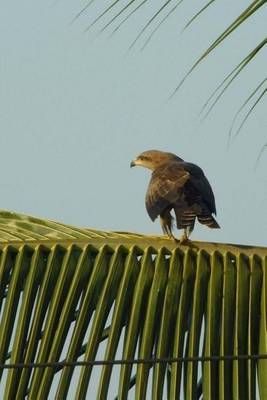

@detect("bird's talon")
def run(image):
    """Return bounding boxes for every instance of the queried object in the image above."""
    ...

[179,236,190,245]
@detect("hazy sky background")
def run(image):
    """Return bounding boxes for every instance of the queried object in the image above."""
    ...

[1,0,267,247]
[1,0,267,398]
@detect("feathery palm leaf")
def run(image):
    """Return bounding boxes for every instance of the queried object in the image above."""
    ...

[229,78,267,141]
[255,144,267,167]
[140,0,183,51]
[233,88,267,140]
[182,0,216,32]
[75,0,266,138]
[199,39,267,119]
[0,210,267,398]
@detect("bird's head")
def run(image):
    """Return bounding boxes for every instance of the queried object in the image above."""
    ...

[130,150,183,171]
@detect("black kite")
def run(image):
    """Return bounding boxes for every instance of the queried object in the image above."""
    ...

[131,150,220,243]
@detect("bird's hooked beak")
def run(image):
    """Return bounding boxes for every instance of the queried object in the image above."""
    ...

[130,159,137,168]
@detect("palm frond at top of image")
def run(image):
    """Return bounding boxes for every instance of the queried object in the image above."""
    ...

[74,0,215,45]
[73,0,265,56]
[107,0,150,38]
[102,0,175,40]
[76,0,183,37]
[70,0,96,25]
[229,78,267,144]
[200,38,267,119]
[232,87,266,141]
[127,0,182,51]
[140,0,183,51]
[171,0,266,96]
[255,142,267,168]
[83,0,122,32]
[181,0,216,32]
[99,0,141,34]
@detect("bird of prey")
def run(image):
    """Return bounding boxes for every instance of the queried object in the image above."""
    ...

[130,150,219,243]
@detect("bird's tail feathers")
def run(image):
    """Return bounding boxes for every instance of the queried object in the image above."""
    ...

[175,209,196,229]
[198,213,220,229]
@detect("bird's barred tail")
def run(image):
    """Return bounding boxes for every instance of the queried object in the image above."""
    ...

[175,210,196,229]
[197,213,220,229]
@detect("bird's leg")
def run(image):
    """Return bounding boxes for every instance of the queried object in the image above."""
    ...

[160,219,167,235]
[179,229,189,244]
[179,226,193,244]
[160,214,178,242]
[166,225,178,242]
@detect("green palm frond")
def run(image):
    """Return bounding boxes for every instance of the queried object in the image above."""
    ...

[255,143,267,168]
[140,0,183,51]
[229,78,267,141]
[173,1,266,95]
[182,0,216,32]
[0,210,267,398]
[84,0,123,32]
[71,0,96,25]
[127,0,180,51]
[74,0,266,136]
[109,0,149,38]
[232,87,266,139]
[201,40,267,118]
[100,0,140,34]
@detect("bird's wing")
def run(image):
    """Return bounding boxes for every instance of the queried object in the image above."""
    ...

[145,162,190,221]
[183,162,217,214]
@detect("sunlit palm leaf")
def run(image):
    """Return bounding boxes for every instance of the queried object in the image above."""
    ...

[109,0,149,38]
[128,0,176,51]
[100,0,139,33]
[74,0,266,130]
[71,0,96,25]
[200,39,267,118]
[229,78,267,141]
[255,144,267,168]
[173,0,266,94]
[84,0,122,32]
[0,210,266,398]
[233,88,267,139]
[182,0,216,32]
[140,0,183,51]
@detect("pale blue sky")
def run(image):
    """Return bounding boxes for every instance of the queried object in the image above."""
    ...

[0,0,267,398]
[1,0,267,248]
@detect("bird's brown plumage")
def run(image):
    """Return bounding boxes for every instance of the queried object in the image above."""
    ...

[131,150,220,242]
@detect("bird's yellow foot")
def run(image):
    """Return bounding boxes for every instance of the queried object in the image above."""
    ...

[179,235,190,245]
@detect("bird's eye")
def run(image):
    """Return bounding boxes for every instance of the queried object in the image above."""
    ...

[140,156,148,161]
